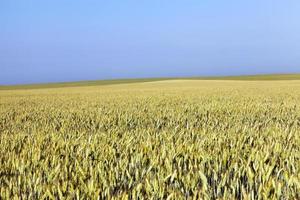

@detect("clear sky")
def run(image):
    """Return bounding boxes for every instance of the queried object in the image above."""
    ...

[1,0,300,84]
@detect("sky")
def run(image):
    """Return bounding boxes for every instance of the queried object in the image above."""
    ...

[1,0,300,85]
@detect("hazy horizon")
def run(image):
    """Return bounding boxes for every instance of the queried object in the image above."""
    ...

[1,1,300,85]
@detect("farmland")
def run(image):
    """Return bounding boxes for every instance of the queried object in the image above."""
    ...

[0,79,300,199]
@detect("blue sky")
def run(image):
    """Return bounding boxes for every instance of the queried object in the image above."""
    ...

[1,0,300,84]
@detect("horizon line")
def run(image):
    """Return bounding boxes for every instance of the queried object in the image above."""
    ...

[1,72,300,87]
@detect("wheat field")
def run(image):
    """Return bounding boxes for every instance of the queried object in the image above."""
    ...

[0,80,299,199]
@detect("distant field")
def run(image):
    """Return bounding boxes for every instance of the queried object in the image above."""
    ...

[0,80,299,199]
[202,73,300,80]
[0,78,171,90]
[1,73,300,90]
